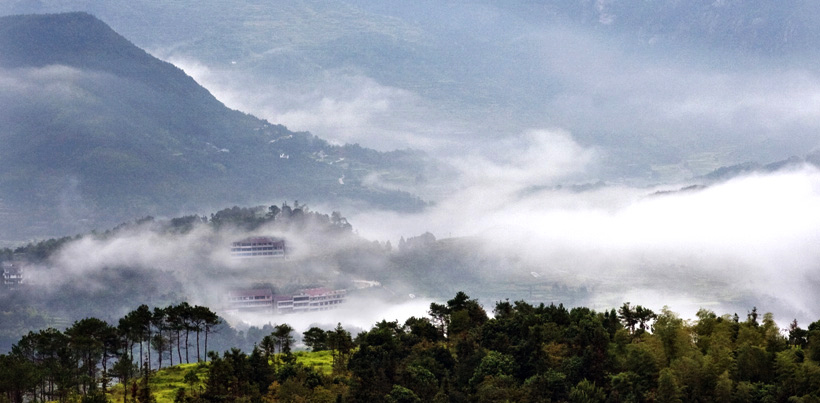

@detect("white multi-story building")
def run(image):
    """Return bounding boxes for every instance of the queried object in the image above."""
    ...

[225,288,274,311]
[290,288,347,313]
[2,262,23,289]
[227,287,347,314]
[230,236,286,258]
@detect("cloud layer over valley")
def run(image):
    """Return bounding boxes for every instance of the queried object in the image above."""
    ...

[350,131,820,325]
[19,130,820,330]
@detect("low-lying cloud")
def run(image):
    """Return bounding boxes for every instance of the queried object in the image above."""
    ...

[21,215,428,333]
[167,58,464,152]
[163,19,820,175]
[13,126,820,329]
[350,130,820,325]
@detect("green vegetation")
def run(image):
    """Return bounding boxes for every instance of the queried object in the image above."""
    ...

[0,303,219,403]
[108,363,209,403]
[105,351,337,403]
[292,350,334,375]
[3,292,820,402]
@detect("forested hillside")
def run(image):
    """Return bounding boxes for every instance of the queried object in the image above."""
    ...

[0,12,436,242]
[0,200,595,355]
[2,292,819,402]
[0,202,367,353]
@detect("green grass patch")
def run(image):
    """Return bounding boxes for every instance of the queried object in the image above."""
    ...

[293,350,334,375]
[104,351,334,403]
[108,363,209,403]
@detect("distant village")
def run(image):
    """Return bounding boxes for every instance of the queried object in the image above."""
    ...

[226,236,348,315]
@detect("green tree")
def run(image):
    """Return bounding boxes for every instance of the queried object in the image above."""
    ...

[165,304,187,365]
[569,379,606,403]
[349,321,408,401]
[619,302,638,335]
[66,317,117,396]
[656,368,682,403]
[183,369,200,398]
[202,352,231,401]
[428,302,450,338]
[400,365,438,401]
[327,323,354,374]
[385,385,421,403]
[713,370,733,402]
[652,307,691,364]
[121,305,153,369]
[789,319,808,348]
[200,307,220,361]
[150,307,168,369]
[260,335,276,363]
[302,327,328,352]
[272,323,295,367]
[110,352,136,403]
[469,351,516,387]
[135,362,155,403]
[0,353,38,403]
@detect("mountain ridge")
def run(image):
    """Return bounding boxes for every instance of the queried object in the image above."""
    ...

[0,12,432,242]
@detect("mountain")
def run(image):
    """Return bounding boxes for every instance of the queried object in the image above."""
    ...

[4,1,817,179]
[0,12,433,242]
[700,153,820,182]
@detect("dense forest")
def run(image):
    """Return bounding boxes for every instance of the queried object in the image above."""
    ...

[2,292,820,403]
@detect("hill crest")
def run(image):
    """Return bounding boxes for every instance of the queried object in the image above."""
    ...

[0,12,431,242]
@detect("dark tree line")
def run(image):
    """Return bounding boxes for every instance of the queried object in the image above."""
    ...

[0,303,219,403]
[207,201,351,233]
[179,293,820,402]
[5,292,820,402]
[182,323,355,403]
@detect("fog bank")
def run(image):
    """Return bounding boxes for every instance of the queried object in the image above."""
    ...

[350,131,820,324]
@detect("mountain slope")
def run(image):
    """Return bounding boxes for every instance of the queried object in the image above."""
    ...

[0,12,430,241]
[3,2,820,178]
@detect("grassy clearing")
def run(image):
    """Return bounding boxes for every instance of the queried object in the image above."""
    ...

[104,351,334,402]
[108,363,208,403]
[293,350,334,375]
